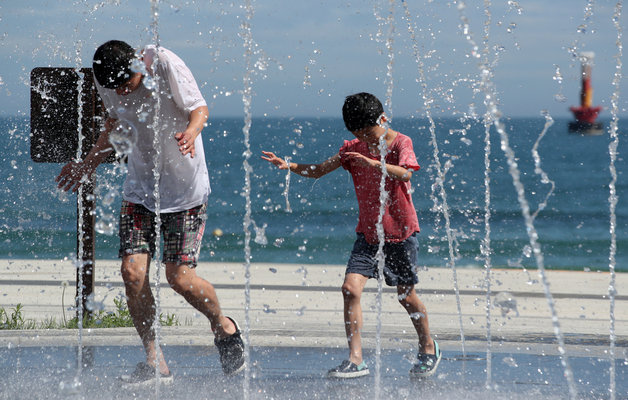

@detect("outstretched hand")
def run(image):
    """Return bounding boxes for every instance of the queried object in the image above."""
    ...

[55,161,93,192]
[261,151,289,170]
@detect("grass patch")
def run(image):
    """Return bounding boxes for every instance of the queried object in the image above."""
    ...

[0,298,180,330]
[0,304,37,330]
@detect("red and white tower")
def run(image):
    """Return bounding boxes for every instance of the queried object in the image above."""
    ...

[569,52,603,134]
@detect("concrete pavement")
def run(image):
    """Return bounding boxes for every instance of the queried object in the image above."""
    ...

[0,259,626,356]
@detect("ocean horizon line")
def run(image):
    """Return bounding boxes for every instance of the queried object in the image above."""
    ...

[1,114,623,121]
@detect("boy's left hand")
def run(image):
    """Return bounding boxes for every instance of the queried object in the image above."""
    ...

[343,151,378,168]
[175,131,196,158]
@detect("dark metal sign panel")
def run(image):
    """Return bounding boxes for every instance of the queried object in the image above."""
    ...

[30,67,108,163]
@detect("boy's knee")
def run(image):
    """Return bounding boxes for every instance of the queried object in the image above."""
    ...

[397,286,417,305]
[121,263,146,287]
[165,264,196,293]
[121,253,148,274]
[341,282,360,300]
[168,276,192,298]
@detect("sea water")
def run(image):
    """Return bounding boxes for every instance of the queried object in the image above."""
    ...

[0,116,625,272]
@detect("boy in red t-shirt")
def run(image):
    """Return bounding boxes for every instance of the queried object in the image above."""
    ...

[261,92,441,379]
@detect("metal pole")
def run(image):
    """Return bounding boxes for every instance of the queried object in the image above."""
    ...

[75,69,98,319]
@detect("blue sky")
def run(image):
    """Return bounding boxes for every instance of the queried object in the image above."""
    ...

[0,0,626,119]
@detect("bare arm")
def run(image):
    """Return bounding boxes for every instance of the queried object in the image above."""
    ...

[342,151,414,182]
[55,117,116,192]
[174,105,209,158]
[261,151,341,179]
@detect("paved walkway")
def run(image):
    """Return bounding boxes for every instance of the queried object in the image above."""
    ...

[1,259,626,355]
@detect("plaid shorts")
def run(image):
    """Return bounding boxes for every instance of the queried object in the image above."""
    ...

[118,200,207,266]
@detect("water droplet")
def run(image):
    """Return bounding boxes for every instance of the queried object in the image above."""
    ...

[101,190,116,207]
[58,377,81,395]
[85,295,105,312]
[552,65,563,84]
[502,356,518,367]
[494,292,519,317]
[95,213,116,235]
[409,312,425,320]
[262,304,277,314]
[109,120,137,156]
[143,75,156,90]
[253,223,268,245]
[130,58,147,74]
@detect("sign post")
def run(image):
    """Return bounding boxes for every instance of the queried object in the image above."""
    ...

[30,67,109,319]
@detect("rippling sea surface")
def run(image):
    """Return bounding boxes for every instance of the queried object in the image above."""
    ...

[1,116,625,271]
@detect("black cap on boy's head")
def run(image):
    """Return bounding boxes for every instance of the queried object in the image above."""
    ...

[342,92,384,132]
[92,40,136,89]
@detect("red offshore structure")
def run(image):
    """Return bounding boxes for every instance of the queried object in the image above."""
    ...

[569,51,603,134]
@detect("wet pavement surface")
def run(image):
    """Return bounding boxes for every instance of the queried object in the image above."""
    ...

[0,345,625,399]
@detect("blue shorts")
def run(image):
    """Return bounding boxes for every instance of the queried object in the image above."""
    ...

[346,233,420,286]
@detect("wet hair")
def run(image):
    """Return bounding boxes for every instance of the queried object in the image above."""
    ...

[342,92,384,132]
[92,40,136,89]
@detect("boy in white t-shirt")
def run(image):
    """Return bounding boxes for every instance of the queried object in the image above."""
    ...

[56,40,244,386]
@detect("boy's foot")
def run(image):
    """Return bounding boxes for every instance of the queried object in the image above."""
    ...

[409,340,442,378]
[214,316,246,375]
[119,362,174,387]
[327,360,369,378]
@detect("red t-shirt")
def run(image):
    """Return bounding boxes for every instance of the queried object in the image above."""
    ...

[339,132,421,244]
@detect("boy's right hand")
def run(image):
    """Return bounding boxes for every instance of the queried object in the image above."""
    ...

[261,151,289,170]
[55,161,93,192]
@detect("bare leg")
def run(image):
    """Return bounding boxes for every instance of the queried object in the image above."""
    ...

[398,285,435,354]
[341,273,369,364]
[165,262,235,339]
[120,253,169,375]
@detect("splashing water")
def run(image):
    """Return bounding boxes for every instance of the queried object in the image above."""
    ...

[241,1,255,397]
[493,291,519,317]
[401,0,467,357]
[9,2,624,398]
[374,128,390,400]
[373,2,395,398]
[567,0,596,59]
[530,111,555,221]
[252,221,268,245]
[94,211,115,236]
[481,115,493,389]
[302,46,319,88]
[94,159,126,237]
[108,119,137,156]
[454,1,577,398]
[552,65,567,103]
[606,3,623,399]
[72,39,86,388]
[283,156,292,212]
[383,1,395,119]
[479,0,494,388]
[148,1,164,395]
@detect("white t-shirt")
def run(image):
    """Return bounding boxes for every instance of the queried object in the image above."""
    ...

[95,45,210,213]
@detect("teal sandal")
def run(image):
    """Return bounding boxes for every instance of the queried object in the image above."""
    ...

[409,340,442,378]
